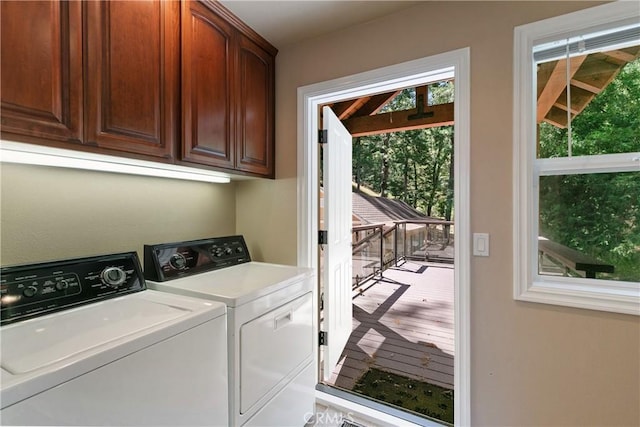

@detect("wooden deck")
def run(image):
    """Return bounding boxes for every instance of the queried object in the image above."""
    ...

[328,260,454,391]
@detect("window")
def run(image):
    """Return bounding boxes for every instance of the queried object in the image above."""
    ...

[513,2,640,315]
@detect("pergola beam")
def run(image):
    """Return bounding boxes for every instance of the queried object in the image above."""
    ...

[536,55,586,123]
[350,90,402,117]
[342,102,454,137]
[331,98,367,120]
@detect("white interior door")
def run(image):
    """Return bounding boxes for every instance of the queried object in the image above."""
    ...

[321,106,353,381]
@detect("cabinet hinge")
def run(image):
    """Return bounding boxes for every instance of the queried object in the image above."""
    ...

[318,230,328,245]
[319,331,328,346]
[318,129,328,144]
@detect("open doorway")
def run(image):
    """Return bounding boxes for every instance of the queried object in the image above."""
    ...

[320,82,456,425]
[297,49,470,426]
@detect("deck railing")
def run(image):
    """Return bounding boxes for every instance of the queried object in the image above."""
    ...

[537,236,614,279]
[352,219,455,287]
[351,221,614,286]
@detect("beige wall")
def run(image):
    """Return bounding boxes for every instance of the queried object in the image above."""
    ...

[235,177,298,264]
[0,162,236,265]
[236,1,640,426]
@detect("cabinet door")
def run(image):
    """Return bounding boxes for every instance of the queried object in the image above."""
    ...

[85,0,178,160]
[0,1,82,144]
[181,0,234,169]
[235,35,275,177]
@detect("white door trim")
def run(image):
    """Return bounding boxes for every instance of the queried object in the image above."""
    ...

[297,48,471,426]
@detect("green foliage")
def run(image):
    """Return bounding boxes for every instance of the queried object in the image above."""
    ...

[353,85,455,219]
[353,368,454,425]
[538,58,640,281]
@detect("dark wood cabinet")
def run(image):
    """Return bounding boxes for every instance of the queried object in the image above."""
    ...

[0,1,83,145]
[181,0,235,169]
[85,1,180,160]
[181,1,276,178]
[1,0,277,178]
[235,34,275,176]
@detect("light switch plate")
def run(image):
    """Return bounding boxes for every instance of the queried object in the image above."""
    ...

[473,233,490,256]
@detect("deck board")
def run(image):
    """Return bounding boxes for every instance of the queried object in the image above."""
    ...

[328,261,455,391]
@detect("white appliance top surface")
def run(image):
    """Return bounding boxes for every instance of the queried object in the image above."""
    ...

[0,290,225,408]
[147,262,313,307]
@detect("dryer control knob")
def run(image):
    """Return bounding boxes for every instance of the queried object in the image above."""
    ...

[169,253,187,270]
[55,280,69,291]
[101,267,127,288]
[23,286,38,298]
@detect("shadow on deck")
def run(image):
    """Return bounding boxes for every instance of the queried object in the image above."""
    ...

[328,260,454,391]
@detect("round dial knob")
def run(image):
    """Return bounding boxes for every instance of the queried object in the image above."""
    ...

[23,286,38,298]
[101,267,127,288]
[224,247,233,255]
[236,247,244,253]
[55,280,69,291]
[169,253,187,270]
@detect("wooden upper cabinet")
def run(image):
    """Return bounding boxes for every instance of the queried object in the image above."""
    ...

[85,0,179,160]
[236,34,275,177]
[181,0,277,177]
[0,1,83,144]
[1,0,276,178]
[181,0,234,169]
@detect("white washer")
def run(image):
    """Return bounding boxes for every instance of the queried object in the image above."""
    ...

[144,236,316,427]
[0,252,228,426]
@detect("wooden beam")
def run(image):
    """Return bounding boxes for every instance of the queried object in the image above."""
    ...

[544,105,570,128]
[603,49,637,63]
[553,85,593,116]
[553,101,580,115]
[416,85,428,108]
[537,55,586,123]
[331,98,370,120]
[342,102,454,137]
[570,78,603,94]
[572,57,621,92]
[350,90,402,117]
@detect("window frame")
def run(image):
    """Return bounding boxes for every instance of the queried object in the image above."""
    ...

[513,2,640,316]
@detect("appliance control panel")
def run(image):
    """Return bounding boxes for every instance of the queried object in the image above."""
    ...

[144,235,251,281]
[0,252,145,325]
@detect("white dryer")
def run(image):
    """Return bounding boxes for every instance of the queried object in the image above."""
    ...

[144,236,316,427]
[0,252,228,426]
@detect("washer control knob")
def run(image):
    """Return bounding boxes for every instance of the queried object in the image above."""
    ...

[236,247,244,253]
[23,286,38,298]
[101,267,127,288]
[224,247,233,255]
[169,253,187,270]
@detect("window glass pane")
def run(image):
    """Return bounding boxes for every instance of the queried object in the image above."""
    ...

[536,50,640,158]
[538,171,640,282]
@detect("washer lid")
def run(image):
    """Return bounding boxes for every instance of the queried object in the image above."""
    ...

[1,298,187,374]
[0,290,226,409]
